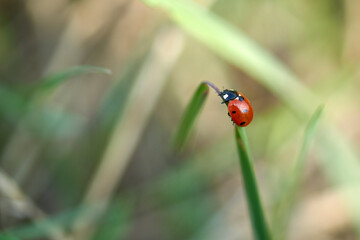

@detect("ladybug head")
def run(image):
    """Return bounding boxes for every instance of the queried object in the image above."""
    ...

[219,89,238,103]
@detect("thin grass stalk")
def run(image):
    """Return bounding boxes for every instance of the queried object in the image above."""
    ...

[173,82,209,151]
[235,127,271,240]
[33,65,111,93]
[0,169,67,240]
[71,27,185,240]
[272,105,324,239]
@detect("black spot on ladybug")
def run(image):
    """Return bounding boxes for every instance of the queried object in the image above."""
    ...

[232,111,236,114]
[240,121,246,125]
[238,96,244,101]
[242,109,248,113]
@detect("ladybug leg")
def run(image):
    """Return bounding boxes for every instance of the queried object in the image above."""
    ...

[227,112,230,117]
[229,115,234,124]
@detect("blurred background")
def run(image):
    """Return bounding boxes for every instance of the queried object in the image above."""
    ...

[0,0,360,239]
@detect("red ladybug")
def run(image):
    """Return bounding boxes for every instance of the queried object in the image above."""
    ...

[219,89,253,127]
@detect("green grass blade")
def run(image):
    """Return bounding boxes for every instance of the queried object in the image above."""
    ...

[141,0,316,115]
[0,83,84,138]
[5,205,95,239]
[32,65,112,93]
[235,126,271,240]
[140,0,360,233]
[173,82,209,151]
[293,105,324,182]
[0,65,111,123]
[5,199,132,240]
[272,105,324,239]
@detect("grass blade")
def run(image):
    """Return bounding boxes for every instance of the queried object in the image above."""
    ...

[141,0,360,234]
[4,198,132,240]
[141,0,316,115]
[173,82,209,151]
[0,84,82,137]
[293,105,324,185]
[235,126,271,240]
[31,65,111,93]
[272,105,324,239]
[71,27,185,239]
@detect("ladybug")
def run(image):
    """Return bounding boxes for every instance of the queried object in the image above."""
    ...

[219,89,253,127]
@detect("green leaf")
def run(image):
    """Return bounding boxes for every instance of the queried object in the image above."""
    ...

[32,65,112,93]
[235,126,271,240]
[173,82,209,151]
[272,105,324,239]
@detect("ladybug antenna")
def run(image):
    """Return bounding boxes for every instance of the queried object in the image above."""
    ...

[203,81,221,95]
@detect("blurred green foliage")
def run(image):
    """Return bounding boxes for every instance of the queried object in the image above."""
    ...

[0,0,359,240]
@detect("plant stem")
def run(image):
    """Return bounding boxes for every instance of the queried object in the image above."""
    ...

[235,126,271,240]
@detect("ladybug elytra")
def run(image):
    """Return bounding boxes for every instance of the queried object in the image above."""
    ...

[219,89,253,127]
